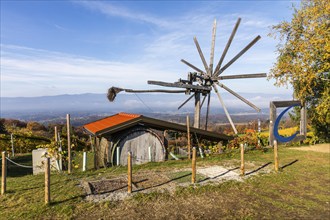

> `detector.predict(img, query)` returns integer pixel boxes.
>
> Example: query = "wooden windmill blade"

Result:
[208,19,217,76]
[216,73,267,80]
[212,84,238,134]
[193,37,209,73]
[214,18,241,75]
[214,35,261,76]
[180,59,206,75]
[107,86,186,102]
[216,82,261,112]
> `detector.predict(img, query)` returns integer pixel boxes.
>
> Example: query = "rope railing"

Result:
[5,157,33,169]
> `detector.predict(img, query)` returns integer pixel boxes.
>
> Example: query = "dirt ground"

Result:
[82,162,273,203]
[289,143,330,153]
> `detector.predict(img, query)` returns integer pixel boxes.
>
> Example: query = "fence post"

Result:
[127,152,132,193]
[191,147,196,184]
[45,157,50,204]
[274,140,279,172]
[1,152,7,195]
[187,115,191,160]
[66,114,72,174]
[82,151,87,172]
[240,143,245,176]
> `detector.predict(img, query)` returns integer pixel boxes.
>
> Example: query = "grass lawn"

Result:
[0,144,329,219]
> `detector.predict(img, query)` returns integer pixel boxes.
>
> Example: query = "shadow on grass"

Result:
[246,162,272,176]
[50,194,86,206]
[198,167,240,183]
[133,173,192,193]
[281,159,299,170]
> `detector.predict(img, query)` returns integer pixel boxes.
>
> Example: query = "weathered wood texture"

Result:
[269,102,276,147]
[66,114,72,174]
[187,115,191,160]
[127,152,132,193]
[45,157,50,204]
[116,129,165,165]
[1,151,6,195]
[240,144,245,176]
[192,147,197,183]
[148,80,211,91]
[194,92,201,128]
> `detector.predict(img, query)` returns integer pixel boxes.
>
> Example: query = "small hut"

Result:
[83,112,232,167]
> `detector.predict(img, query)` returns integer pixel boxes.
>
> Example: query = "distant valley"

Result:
[1,92,292,126]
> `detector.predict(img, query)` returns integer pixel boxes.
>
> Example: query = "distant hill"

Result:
[0,92,292,124]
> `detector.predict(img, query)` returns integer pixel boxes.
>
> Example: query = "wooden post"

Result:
[10,134,14,157]
[274,140,279,172]
[1,152,7,195]
[45,157,50,204]
[187,115,191,160]
[54,126,58,142]
[127,152,132,193]
[191,147,196,184]
[66,114,72,174]
[82,151,87,172]
[194,92,201,129]
[240,143,245,176]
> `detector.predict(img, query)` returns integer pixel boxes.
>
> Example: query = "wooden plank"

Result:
[215,35,261,76]
[147,80,211,91]
[214,18,241,75]
[124,88,186,93]
[216,73,267,80]
[272,100,301,108]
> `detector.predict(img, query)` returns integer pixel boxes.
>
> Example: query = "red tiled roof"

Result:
[84,112,141,134]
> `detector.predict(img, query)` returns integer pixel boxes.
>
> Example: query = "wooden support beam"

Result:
[269,102,276,147]
[148,80,211,91]
[187,115,191,160]
[178,94,194,110]
[194,92,201,129]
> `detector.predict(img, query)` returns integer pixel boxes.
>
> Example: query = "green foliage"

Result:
[269,0,330,142]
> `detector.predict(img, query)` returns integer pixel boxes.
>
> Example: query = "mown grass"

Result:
[0,144,329,219]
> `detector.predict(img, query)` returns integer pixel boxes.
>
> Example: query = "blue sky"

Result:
[1,0,299,98]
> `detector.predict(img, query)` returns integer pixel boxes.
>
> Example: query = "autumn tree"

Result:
[269,0,330,142]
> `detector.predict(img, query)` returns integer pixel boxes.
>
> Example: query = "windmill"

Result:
[107,18,266,134]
